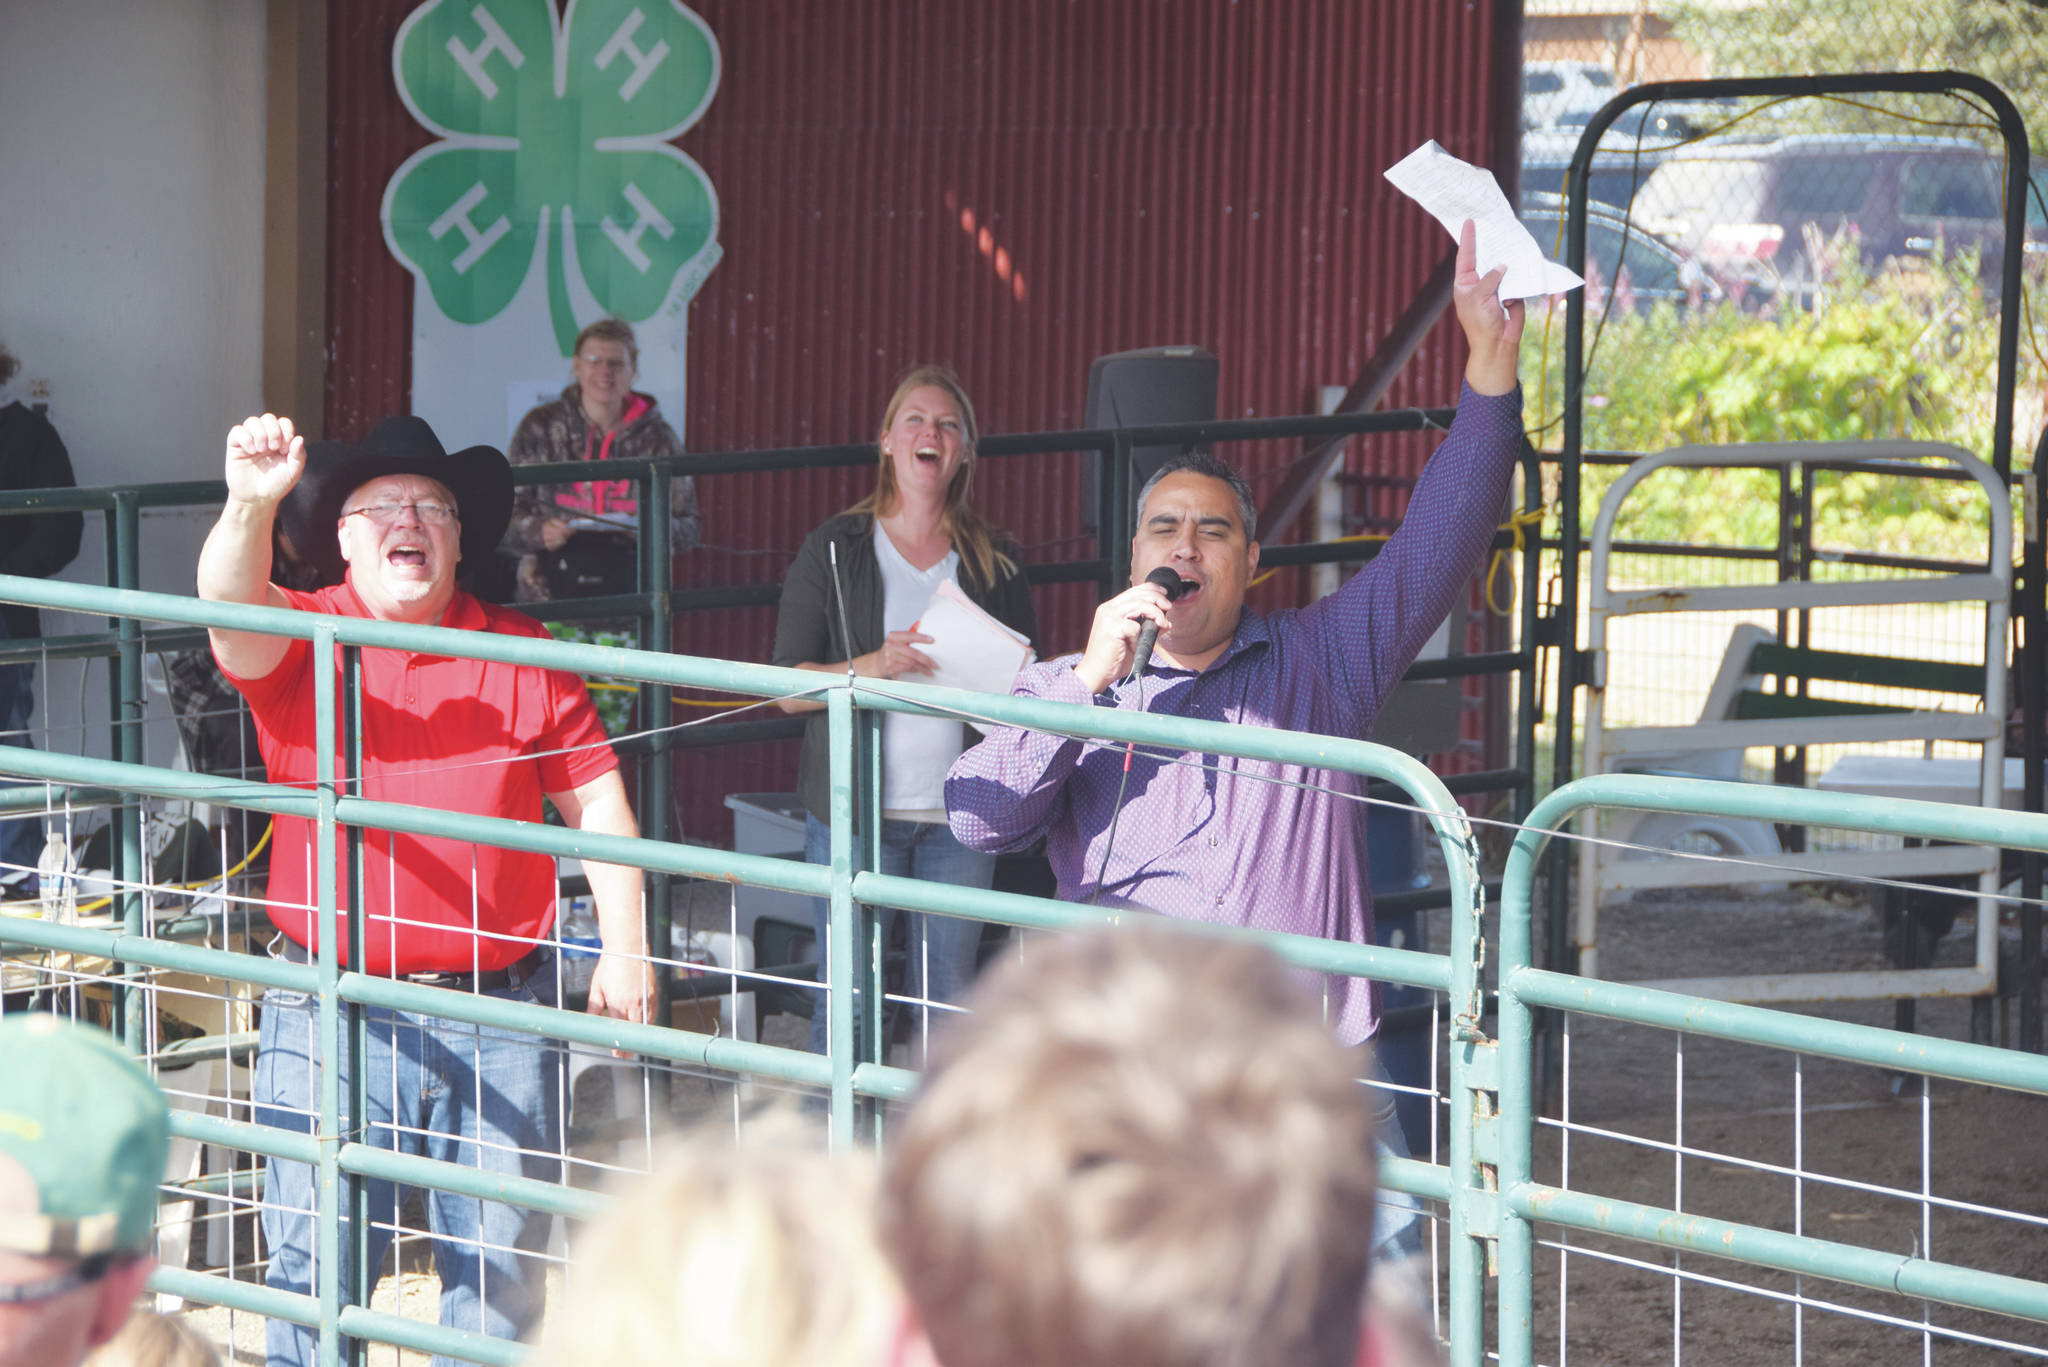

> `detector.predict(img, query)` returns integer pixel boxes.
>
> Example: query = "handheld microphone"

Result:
[1127,566,1192,682]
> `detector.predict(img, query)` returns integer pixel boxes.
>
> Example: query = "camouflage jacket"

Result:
[502,386,701,557]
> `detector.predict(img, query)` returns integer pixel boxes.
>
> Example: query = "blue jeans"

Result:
[1362,1048,1426,1264]
[803,814,994,1056]
[0,661,41,882]
[255,958,563,1367]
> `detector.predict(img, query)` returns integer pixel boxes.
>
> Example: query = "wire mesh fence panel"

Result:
[1535,1009,2048,1366]
[1498,773,2048,1366]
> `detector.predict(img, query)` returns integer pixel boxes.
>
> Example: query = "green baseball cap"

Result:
[0,1014,170,1259]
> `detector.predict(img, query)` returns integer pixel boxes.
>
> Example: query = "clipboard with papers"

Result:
[562,513,638,535]
[914,580,1035,727]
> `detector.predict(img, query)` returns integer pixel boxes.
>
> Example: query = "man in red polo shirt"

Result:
[198,411,647,1367]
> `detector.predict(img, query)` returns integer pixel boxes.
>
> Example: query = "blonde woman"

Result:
[772,365,1037,1056]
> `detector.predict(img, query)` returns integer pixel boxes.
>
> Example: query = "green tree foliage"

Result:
[1523,252,2023,563]
[1535,2,2048,566]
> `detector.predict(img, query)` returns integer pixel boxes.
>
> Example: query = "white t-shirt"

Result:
[874,524,965,817]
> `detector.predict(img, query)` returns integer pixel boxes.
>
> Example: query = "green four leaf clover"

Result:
[381,0,721,354]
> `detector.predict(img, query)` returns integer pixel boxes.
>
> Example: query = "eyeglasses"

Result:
[578,354,631,372]
[342,501,459,526]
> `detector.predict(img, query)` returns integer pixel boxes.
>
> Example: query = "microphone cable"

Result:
[1087,704,1147,906]
[1087,569,1190,904]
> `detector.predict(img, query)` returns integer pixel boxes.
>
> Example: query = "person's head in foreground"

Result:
[0,1015,170,1367]
[79,1311,220,1367]
[528,1118,900,1367]
[881,921,1382,1367]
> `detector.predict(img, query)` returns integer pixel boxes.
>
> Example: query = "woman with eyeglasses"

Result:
[500,318,700,606]
[772,365,1038,1056]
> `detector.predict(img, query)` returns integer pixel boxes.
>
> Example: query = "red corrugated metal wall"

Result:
[326,0,1513,844]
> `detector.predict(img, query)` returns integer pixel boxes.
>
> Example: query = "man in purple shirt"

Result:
[945,221,1526,1050]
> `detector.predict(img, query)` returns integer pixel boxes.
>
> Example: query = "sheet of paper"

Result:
[916,579,1034,706]
[1384,140,1583,301]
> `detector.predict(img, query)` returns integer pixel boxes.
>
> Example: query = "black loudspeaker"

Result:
[1082,345,1219,532]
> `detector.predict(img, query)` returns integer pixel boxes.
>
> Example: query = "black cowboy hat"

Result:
[280,415,512,588]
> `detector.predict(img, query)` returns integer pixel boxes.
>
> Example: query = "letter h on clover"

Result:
[381,0,723,355]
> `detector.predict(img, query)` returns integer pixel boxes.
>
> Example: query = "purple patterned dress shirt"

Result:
[945,384,1523,1043]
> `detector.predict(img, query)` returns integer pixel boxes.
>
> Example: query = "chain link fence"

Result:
[1521,0,2048,449]
[1516,8,2048,893]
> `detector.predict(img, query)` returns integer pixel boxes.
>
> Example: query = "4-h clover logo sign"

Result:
[381,0,722,357]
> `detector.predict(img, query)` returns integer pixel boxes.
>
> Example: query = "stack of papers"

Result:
[915,580,1035,700]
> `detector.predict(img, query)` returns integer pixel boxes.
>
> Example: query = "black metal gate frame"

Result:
[1545,71,2039,1053]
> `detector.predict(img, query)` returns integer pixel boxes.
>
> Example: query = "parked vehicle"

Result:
[1631,134,2011,289]
[1520,192,1724,312]
[1522,129,1676,217]
[1523,60,1616,129]
[1519,98,1747,213]
[1555,104,1696,147]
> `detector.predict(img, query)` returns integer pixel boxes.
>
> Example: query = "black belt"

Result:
[276,938,550,993]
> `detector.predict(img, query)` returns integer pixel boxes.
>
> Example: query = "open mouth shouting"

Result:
[385,538,433,574]
[373,532,444,599]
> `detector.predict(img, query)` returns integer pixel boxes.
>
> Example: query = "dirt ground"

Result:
[1461,877,2048,1365]
[174,875,2047,1366]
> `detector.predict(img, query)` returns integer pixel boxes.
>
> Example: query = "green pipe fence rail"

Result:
[3,601,2044,1359]
[0,576,1491,1367]
[0,406,1545,1244]
[0,394,1546,914]
[0,407,1549,1310]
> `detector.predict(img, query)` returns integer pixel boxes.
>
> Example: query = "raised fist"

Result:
[224,413,305,509]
